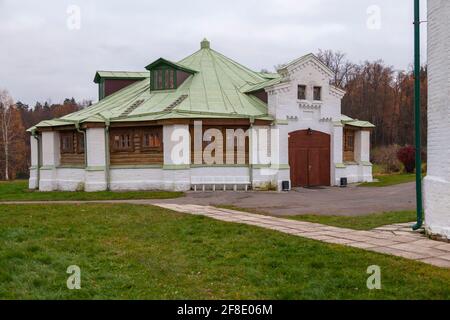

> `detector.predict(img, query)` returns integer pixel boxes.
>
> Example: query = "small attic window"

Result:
[146,57,197,91]
[152,68,176,90]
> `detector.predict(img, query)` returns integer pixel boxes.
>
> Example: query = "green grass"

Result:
[1,204,448,299]
[0,180,183,201]
[283,211,416,230]
[359,173,416,187]
[217,205,416,231]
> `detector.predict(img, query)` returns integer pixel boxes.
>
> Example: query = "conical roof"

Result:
[31,39,277,130]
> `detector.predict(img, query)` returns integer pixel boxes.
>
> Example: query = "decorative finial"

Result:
[201,38,210,49]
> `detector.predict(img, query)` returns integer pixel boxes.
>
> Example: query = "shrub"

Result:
[371,144,402,174]
[397,145,416,173]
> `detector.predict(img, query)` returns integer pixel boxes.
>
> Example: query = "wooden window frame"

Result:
[152,68,177,90]
[344,129,355,152]
[110,129,135,153]
[140,128,163,152]
[76,133,85,154]
[60,132,75,154]
[313,86,322,101]
[298,85,307,100]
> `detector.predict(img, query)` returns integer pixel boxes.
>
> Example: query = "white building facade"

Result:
[424,0,450,240]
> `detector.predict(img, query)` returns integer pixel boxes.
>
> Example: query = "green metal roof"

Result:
[341,114,375,128]
[32,39,276,130]
[93,71,149,84]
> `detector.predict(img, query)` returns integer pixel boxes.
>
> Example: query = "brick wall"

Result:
[424,0,450,239]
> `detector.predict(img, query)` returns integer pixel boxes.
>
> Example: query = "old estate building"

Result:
[28,39,374,192]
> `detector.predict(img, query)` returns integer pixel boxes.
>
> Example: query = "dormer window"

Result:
[313,86,322,101]
[153,68,176,90]
[146,58,198,92]
[298,85,306,100]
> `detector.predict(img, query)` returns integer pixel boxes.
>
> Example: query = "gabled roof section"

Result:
[145,58,198,74]
[93,71,149,84]
[278,53,334,78]
[341,114,375,128]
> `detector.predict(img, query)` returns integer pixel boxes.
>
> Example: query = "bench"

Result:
[191,176,251,192]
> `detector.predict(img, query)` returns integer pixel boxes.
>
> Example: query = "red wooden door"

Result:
[289,130,331,187]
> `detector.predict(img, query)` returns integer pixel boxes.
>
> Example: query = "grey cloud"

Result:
[0,0,427,105]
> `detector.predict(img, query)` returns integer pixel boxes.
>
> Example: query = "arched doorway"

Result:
[289,129,330,187]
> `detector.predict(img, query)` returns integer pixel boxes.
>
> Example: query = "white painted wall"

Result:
[39,131,60,191]
[424,0,450,239]
[85,128,107,192]
[29,135,39,189]
[265,55,372,187]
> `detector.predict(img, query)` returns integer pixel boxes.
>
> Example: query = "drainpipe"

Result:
[31,130,41,190]
[75,121,87,167]
[104,120,111,191]
[412,0,423,231]
[248,118,254,190]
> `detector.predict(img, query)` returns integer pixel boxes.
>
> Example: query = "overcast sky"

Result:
[0,0,428,106]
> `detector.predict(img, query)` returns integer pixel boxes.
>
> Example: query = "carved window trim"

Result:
[60,132,75,154]
[140,128,163,152]
[344,129,355,152]
[76,133,85,154]
[111,129,135,153]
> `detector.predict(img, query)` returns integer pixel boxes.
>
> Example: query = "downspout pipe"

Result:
[31,130,41,190]
[104,120,111,191]
[412,0,423,231]
[75,122,87,167]
[248,118,254,190]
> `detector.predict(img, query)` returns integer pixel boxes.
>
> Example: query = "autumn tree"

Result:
[0,89,26,180]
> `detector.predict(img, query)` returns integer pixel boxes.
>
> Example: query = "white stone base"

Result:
[334,163,373,186]
[30,163,372,192]
[424,176,450,240]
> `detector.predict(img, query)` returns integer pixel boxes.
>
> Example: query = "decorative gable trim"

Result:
[278,54,334,79]
[330,85,346,99]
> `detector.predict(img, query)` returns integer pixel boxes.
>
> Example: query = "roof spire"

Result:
[201,38,210,49]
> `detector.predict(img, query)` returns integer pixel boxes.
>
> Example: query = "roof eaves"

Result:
[279,53,334,77]
[94,71,149,83]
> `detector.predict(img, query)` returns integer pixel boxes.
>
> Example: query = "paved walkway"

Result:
[150,182,416,216]
[153,203,450,268]
[0,183,415,217]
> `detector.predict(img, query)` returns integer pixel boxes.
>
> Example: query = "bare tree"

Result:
[316,49,356,88]
[0,89,15,180]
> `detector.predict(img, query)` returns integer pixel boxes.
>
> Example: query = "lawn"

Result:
[0,204,449,299]
[217,205,416,231]
[359,173,416,187]
[0,180,183,201]
[281,211,417,230]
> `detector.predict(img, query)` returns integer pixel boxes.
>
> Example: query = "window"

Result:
[344,129,355,152]
[111,130,134,152]
[60,133,74,154]
[313,86,322,101]
[298,85,306,100]
[141,128,162,150]
[76,133,85,153]
[153,69,176,90]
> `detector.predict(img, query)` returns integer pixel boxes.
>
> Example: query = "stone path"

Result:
[153,203,450,268]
